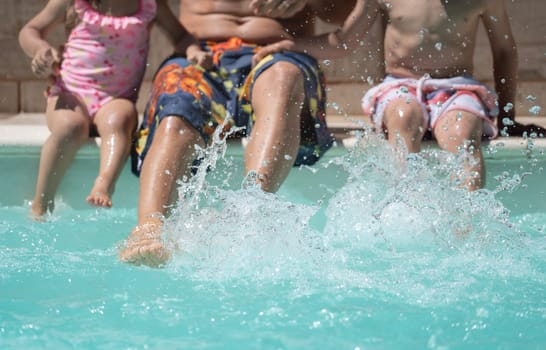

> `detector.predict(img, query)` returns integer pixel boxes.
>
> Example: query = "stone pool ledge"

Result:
[1,113,545,150]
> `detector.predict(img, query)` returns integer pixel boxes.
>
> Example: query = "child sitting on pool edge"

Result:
[19,0,212,218]
[253,0,544,191]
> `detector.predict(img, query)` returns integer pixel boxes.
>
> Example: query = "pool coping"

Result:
[1,113,545,150]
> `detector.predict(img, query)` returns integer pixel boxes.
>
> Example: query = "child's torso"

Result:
[60,0,157,94]
[379,0,486,78]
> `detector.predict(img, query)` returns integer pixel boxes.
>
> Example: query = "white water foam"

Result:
[161,127,544,305]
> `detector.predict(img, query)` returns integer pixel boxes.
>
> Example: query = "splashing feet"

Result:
[86,176,113,208]
[29,207,48,222]
[118,221,172,268]
[28,197,52,222]
[241,170,263,189]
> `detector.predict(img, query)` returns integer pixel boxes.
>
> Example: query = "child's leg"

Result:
[382,97,427,153]
[245,61,303,192]
[119,116,204,267]
[31,94,90,218]
[433,110,484,191]
[89,98,138,207]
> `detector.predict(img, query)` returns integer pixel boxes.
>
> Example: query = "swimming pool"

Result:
[0,139,545,349]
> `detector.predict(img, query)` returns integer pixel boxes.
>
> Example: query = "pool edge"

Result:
[1,113,545,150]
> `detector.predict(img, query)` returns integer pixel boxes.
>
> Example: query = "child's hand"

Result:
[31,46,61,78]
[186,45,213,70]
[252,39,295,66]
[250,0,307,18]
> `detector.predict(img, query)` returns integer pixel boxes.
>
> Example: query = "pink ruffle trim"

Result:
[74,0,156,29]
[361,76,499,117]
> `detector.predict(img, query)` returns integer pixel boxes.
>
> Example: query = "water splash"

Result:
[167,185,322,283]
[314,133,538,305]
[155,124,542,306]
[324,133,519,248]
[163,121,324,283]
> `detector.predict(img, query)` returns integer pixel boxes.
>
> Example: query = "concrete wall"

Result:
[1,0,545,117]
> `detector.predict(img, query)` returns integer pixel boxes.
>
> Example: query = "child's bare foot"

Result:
[454,224,473,240]
[119,222,171,267]
[29,199,51,222]
[86,176,113,208]
[29,208,47,222]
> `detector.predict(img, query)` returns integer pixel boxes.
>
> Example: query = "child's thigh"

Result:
[93,98,138,134]
[430,92,490,141]
[433,109,484,144]
[381,93,427,128]
[45,94,90,136]
[374,89,427,128]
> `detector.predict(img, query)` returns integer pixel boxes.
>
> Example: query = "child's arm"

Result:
[252,0,379,64]
[249,0,356,24]
[249,0,307,18]
[154,0,213,69]
[18,0,67,78]
[482,0,517,129]
[483,0,543,135]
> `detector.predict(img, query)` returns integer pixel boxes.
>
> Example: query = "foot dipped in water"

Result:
[119,221,172,268]
[86,176,113,208]
[28,197,53,222]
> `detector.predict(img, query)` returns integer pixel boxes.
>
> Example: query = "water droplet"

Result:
[502,118,514,126]
[434,42,443,51]
[529,105,541,115]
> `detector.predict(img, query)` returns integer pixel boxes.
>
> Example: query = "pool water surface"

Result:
[0,141,545,349]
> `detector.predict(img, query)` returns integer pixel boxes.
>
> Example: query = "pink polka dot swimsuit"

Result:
[48,0,156,117]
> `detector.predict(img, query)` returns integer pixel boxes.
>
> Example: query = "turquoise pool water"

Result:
[0,139,545,349]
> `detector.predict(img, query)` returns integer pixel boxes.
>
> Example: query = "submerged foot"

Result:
[454,223,473,240]
[29,199,52,222]
[119,222,171,268]
[29,209,48,222]
[241,170,267,190]
[86,176,113,208]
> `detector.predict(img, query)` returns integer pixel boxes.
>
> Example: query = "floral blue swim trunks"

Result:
[132,37,333,176]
